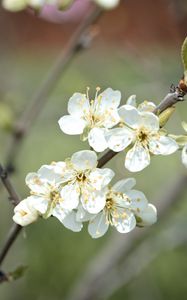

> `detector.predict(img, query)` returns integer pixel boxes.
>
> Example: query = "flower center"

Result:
[136,127,150,145]
[50,190,60,203]
[105,198,114,210]
[76,172,87,182]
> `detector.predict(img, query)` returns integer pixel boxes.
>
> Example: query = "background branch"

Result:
[5,5,103,172]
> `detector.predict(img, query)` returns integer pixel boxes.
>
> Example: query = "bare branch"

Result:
[5,5,103,172]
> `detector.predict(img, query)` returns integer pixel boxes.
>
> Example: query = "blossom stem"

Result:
[5,5,103,173]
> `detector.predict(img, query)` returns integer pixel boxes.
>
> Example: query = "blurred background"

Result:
[0,0,187,299]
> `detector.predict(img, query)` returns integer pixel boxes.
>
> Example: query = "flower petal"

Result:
[61,211,83,232]
[60,183,80,210]
[25,172,48,194]
[138,101,156,112]
[30,195,49,215]
[88,212,109,238]
[37,165,62,184]
[125,143,150,172]
[125,190,148,211]
[81,189,106,214]
[136,204,157,226]
[97,88,121,111]
[126,95,137,107]
[58,115,86,135]
[52,204,68,222]
[88,168,114,190]
[71,150,97,171]
[76,205,93,222]
[118,105,142,129]
[149,135,179,155]
[112,178,136,193]
[88,128,108,152]
[114,209,136,233]
[106,127,134,152]
[68,92,90,117]
[13,197,39,226]
[182,144,187,167]
[139,111,159,131]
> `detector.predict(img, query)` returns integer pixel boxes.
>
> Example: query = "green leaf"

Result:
[8,265,28,281]
[181,36,187,84]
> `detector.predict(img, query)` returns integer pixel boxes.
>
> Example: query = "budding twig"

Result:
[5,5,103,172]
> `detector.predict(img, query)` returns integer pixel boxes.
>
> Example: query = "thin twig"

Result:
[66,174,187,300]
[0,164,22,267]
[5,5,103,172]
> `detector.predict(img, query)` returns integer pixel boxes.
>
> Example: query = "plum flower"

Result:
[106,105,179,172]
[13,164,82,231]
[94,0,120,9]
[13,197,39,226]
[88,178,157,238]
[126,94,156,112]
[52,150,114,214]
[58,88,121,152]
[180,121,187,168]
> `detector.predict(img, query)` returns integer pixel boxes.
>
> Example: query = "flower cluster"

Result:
[3,0,120,12]
[13,87,183,238]
[13,150,157,238]
[59,88,179,172]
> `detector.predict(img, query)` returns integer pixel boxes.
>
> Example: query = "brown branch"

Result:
[66,174,187,300]
[0,164,22,267]
[5,5,103,172]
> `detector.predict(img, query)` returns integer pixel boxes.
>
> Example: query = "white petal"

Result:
[60,183,80,210]
[88,212,109,238]
[13,197,39,226]
[52,162,75,183]
[38,165,62,184]
[81,189,106,214]
[71,150,97,171]
[149,135,179,155]
[94,0,120,9]
[125,143,150,172]
[139,112,159,131]
[25,173,48,194]
[138,101,156,112]
[52,204,68,222]
[97,88,121,111]
[106,127,134,152]
[118,105,142,129]
[114,209,136,233]
[182,144,187,167]
[126,95,137,107]
[112,178,136,193]
[102,109,120,128]
[76,205,93,222]
[67,92,90,117]
[30,195,49,215]
[136,204,157,226]
[61,211,83,232]
[125,190,148,211]
[88,128,108,152]
[88,168,114,190]
[58,115,86,135]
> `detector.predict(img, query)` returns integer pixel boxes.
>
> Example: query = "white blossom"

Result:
[88,178,157,238]
[58,88,121,152]
[52,150,115,214]
[93,0,120,9]
[106,105,179,172]
[13,197,39,226]
[181,121,187,168]
[126,94,156,112]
